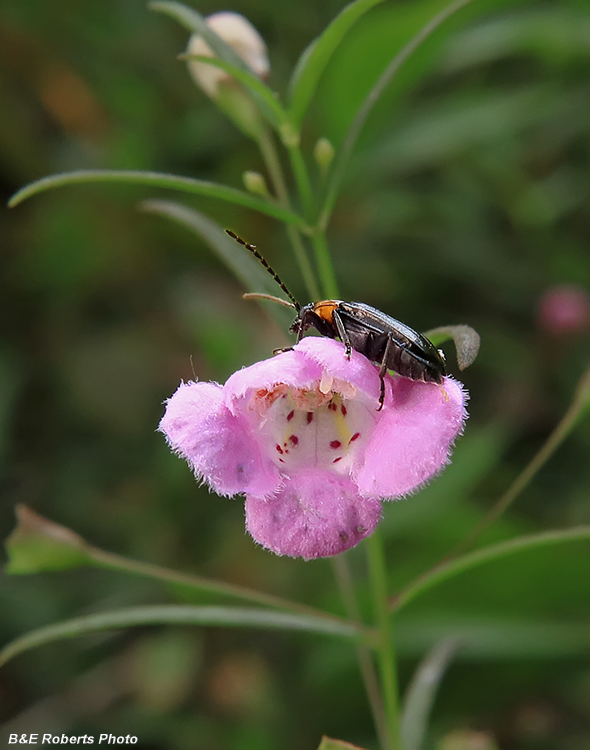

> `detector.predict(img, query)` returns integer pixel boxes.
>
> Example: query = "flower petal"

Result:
[224,348,322,409]
[245,469,381,559]
[355,376,468,498]
[295,337,384,405]
[159,381,281,498]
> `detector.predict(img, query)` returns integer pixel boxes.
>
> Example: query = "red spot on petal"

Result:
[332,457,342,463]
[306,412,313,423]
[276,444,284,454]
[289,435,299,445]
[341,404,347,416]
[330,440,341,449]
[286,410,295,421]
[350,432,360,442]
[328,402,337,411]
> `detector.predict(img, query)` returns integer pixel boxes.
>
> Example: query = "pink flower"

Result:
[537,284,590,336]
[159,338,467,559]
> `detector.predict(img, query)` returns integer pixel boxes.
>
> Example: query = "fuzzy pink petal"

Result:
[245,469,381,559]
[159,381,281,498]
[224,348,322,409]
[355,376,467,498]
[295,337,384,404]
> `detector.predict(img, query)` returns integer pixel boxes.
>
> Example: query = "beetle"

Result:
[226,231,446,409]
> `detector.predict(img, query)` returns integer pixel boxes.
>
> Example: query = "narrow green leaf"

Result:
[0,605,358,667]
[288,0,386,126]
[138,200,294,329]
[392,525,590,612]
[423,324,480,370]
[8,170,305,226]
[181,54,289,130]
[452,363,590,554]
[150,1,253,72]
[5,505,91,574]
[397,617,590,660]
[318,0,475,231]
[401,638,461,750]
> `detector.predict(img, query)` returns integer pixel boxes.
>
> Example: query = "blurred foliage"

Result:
[1,0,590,748]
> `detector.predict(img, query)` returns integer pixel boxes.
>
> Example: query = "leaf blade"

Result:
[317,0,475,231]
[8,170,306,227]
[0,604,359,667]
[392,526,590,613]
[139,200,295,329]
[288,0,386,126]
[401,638,461,750]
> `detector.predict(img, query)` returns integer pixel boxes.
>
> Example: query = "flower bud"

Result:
[243,170,270,198]
[186,12,269,98]
[314,137,335,173]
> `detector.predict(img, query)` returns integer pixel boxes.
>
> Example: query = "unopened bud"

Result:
[186,12,269,98]
[314,137,334,174]
[243,171,270,198]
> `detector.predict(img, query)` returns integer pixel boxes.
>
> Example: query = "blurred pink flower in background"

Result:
[160,338,467,559]
[537,284,590,336]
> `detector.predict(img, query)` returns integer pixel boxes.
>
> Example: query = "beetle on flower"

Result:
[159,337,467,560]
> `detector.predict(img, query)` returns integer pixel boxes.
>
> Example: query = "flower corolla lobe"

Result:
[160,338,467,559]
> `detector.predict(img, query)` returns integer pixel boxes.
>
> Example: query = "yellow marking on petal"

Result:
[330,395,352,448]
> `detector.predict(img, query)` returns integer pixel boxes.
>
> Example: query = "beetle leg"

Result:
[273,347,293,355]
[332,310,353,359]
[376,335,395,411]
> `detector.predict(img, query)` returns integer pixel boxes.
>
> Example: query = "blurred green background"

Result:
[1,0,590,748]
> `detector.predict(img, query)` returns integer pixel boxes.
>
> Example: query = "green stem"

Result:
[86,544,345,624]
[331,555,389,750]
[256,128,320,301]
[311,230,340,299]
[366,530,402,750]
[286,143,315,220]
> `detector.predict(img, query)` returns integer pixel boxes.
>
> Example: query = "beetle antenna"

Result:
[226,230,301,311]
[242,292,297,309]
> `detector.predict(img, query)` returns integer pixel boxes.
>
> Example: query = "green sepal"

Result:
[423,324,480,371]
[5,505,91,574]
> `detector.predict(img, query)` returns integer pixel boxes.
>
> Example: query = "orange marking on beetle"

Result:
[312,300,339,323]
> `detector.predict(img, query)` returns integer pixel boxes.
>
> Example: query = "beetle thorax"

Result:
[312,300,340,323]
